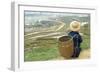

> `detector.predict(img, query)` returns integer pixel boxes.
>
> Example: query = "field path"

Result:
[52,49,90,60]
[78,49,90,59]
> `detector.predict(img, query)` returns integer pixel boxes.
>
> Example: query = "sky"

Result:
[24,11,90,17]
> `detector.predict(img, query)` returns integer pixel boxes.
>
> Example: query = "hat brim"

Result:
[70,25,80,31]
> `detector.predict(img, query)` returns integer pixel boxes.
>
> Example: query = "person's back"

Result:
[68,21,83,58]
[68,31,82,57]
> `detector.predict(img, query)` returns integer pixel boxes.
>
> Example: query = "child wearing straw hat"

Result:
[68,21,83,58]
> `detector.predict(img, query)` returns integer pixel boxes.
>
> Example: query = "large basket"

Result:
[58,36,74,59]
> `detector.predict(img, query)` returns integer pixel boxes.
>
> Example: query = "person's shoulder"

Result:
[68,31,73,36]
[69,31,73,33]
[68,31,73,35]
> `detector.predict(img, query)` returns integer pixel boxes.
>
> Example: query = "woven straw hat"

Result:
[70,21,81,31]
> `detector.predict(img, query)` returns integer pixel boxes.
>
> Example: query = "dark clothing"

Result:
[68,31,83,58]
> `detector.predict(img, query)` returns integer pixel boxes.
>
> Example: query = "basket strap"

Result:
[72,34,79,49]
[72,34,77,39]
[76,35,79,48]
[67,34,78,46]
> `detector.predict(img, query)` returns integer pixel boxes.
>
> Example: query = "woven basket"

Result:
[58,36,74,59]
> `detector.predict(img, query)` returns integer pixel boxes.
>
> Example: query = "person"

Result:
[68,21,83,58]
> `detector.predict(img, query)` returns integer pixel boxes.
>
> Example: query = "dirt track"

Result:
[52,49,90,60]
[78,49,90,59]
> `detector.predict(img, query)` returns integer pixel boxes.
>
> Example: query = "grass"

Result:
[24,37,60,61]
[24,28,90,61]
[81,34,90,50]
[24,47,59,61]
[24,35,90,61]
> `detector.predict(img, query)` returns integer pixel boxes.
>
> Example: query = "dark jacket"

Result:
[68,31,83,57]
